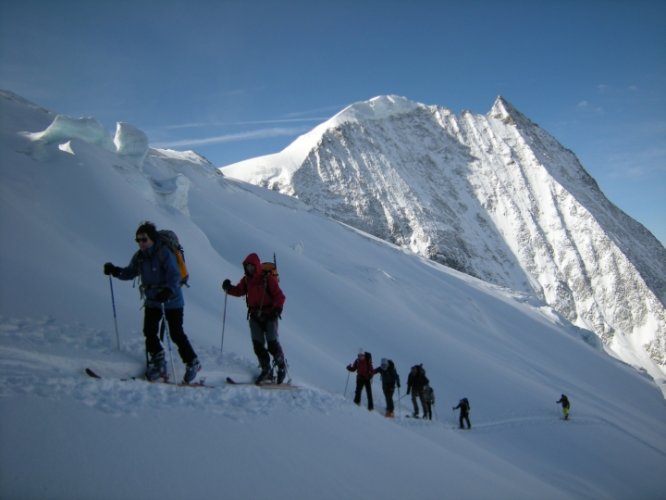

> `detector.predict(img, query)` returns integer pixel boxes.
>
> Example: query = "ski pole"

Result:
[108,276,121,351]
[220,292,228,354]
[344,371,350,398]
[161,303,177,382]
[397,386,401,419]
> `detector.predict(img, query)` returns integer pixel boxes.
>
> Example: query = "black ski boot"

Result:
[183,357,201,384]
[275,357,288,384]
[255,365,273,385]
[146,350,167,382]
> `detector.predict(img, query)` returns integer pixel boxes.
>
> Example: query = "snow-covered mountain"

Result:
[222,95,666,389]
[1,90,665,499]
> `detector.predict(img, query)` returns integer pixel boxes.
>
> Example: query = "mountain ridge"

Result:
[221,95,666,387]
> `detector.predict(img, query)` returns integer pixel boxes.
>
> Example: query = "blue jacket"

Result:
[117,240,184,309]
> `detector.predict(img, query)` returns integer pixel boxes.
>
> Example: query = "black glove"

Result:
[103,262,120,277]
[273,307,283,319]
[155,288,173,303]
[222,279,231,291]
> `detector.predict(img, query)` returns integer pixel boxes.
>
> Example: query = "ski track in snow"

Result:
[0,315,352,420]
[4,312,657,454]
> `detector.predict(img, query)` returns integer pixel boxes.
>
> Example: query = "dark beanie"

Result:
[136,221,159,242]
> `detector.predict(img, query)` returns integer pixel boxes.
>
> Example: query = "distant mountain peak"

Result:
[328,95,423,128]
[222,95,666,384]
[489,95,530,126]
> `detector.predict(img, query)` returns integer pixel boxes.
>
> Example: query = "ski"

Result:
[85,367,213,388]
[85,367,138,381]
[85,367,102,378]
[225,376,298,390]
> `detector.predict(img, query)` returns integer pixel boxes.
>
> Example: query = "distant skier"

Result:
[103,221,201,383]
[453,397,471,429]
[557,394,570,420]
[222,253,287,384]
[406,364,429,418]
[373,358,400,417]
[422,384,435,420]
[347,350,374,411]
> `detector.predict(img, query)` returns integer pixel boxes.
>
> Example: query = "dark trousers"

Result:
[411,390,426,416]
[383,386,395,413]
[354,377,374,410]
[248,316,284,369]
[143,307,196,364]
[424,402,432,420]
[459,412,471,429]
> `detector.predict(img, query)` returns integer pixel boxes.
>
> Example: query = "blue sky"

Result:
[1,0,664,245]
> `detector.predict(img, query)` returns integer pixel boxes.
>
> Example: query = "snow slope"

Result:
[221,95,666,394]
[1,90,665,500]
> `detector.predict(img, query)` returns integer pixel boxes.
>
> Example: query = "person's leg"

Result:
[143,307,163,355]
[385,387,394,413]
[365,379,374,410]
[354,378,363,405]
[249,317,271,370]
[411,393,419,416]
[419,391,427,417]
[265,320,287,382]
[143,307,166,380]
[164,308,196,363]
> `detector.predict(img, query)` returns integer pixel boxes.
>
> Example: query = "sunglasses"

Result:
[135,237,149,243]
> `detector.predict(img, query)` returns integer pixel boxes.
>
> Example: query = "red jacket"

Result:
[347,356,374,380]
[227,253,285,318]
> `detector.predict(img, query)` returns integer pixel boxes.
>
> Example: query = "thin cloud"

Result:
[575,99,604,114]
[284,104,346,119]
[158,116,326,131]
[152,126,309,148]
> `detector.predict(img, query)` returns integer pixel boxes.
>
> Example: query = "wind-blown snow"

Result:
[1,89,665,500]
[222,95,666,395]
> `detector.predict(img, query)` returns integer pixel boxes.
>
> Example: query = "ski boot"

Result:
[276,365,287,384]
[255,365,273,385]
[183,357,201,384]
[275,358,288,384]
[146,350,167,382]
